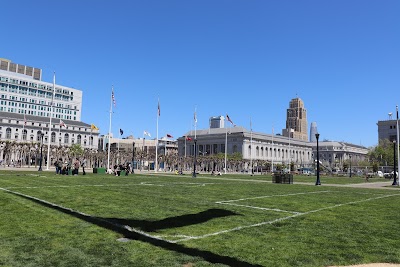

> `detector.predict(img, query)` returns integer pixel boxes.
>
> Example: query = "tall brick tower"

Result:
[282,97,308,141]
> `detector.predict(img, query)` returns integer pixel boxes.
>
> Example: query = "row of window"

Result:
[0,122,90,132]
[0,76,73,96]
[1,94,75,109]
[1,128,95,146]
[0,101,77,115]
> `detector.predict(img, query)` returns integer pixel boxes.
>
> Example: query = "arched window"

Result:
[261,147,264,157]
[64,133,69,144]
[256,146,259,157]
[6,128,11,139]
[77,135,82,145]
[248,145,251,157]
[51,132,56,143]
[89,136,93,146]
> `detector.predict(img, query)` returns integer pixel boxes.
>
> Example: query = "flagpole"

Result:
[155,98,159,173]
[59,119,61,146]
[397,105,399,187]
[271,126,274,173]
[250,117,253,175]
[22,114,25,141]
[46,72,56,170]
[90,126,92,149]
[225,115,228,175]
[142,132,145,171]
[107,86,113,171]
[192,107,197,178]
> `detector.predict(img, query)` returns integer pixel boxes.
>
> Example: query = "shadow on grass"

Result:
[106,208,240,232]
[9,191,262,267]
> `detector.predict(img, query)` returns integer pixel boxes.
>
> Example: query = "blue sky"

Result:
[2,0,399,147]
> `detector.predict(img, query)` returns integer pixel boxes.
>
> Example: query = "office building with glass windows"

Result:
[0,59,99,164]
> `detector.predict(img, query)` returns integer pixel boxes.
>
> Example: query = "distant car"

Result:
[377,171,384,178]
[302,169,314,176]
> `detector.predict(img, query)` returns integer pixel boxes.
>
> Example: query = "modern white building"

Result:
[0,59,83,121]
[0,59,99,152]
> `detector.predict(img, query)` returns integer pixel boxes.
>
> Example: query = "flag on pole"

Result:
[144,131,151,137]
[112,89,116,107]
[60,119,66,128]
[226,114,236,126]
[167,134,173,138]
[157,100,160,116]
[91,124,99,130]
[120,129,124,135]
[186,136,192,141]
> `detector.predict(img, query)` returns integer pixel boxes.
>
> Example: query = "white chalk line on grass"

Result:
[4,181,218,189]
[0,186,176,244]
[172,192,400,243]
[218,202,302,214]
[216,190,332,204]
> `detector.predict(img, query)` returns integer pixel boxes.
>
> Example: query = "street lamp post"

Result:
[392,140,397,186]
[38,133,44,171]
[192,139,197,178]
[349,155,352,178]
[132,141,135,174]
[315,133,321,185]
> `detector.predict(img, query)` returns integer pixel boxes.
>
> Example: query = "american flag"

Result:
[226,114,236,126]
[60,119,66,128]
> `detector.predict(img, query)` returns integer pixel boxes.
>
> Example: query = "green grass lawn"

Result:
[0,170,399,267]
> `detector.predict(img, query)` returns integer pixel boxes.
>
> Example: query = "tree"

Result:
[69,144,84,158]
[368,139,397,167]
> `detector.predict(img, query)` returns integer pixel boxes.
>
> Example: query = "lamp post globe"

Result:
[315,133,321,185]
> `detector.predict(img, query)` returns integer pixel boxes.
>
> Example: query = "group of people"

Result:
[108,162,132,176]
[54,157,87,175]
